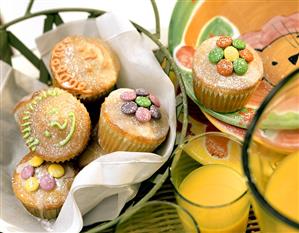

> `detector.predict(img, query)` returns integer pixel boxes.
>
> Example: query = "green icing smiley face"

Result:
[46,107,76,146]
[20,88,76,151]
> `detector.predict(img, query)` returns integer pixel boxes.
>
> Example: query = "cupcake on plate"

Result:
[98,88,169,152]
[50,36,120,101]
[14,87,91,162]
[12,152,76,219]
[193,36,263,113]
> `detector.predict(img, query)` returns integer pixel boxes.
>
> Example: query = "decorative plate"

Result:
[168,0,299,129]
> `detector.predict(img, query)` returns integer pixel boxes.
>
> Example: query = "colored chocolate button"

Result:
[120,91,137,101]
[40,175,56,191]
[150,105,161,119]
[21,165,34,179]
[149,94,160,107]
[135,88,149,96]
[135,107,151,122]
[25,177,39,192]
[121,102,138,114]
[136,96,152,108]
[48,164,65,178]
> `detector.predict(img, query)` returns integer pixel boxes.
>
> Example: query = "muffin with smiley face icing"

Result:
[12,152,76,219]
[14,87,91,162]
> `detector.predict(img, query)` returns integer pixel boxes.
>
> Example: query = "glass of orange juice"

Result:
[171,132,250,233]
[242,69,299,232]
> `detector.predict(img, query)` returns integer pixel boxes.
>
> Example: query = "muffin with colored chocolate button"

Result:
[12,152,76,219]
[98,88,169,152]
[50,36,120,101]
[14,87,91,162]
[193,36,263,113]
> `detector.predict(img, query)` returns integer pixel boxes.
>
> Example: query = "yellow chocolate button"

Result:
[224,46,239,62]
[48,164,65,178]
[28,156,44,167]
[25,177,39,192]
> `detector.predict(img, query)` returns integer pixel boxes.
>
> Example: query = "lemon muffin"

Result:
[12,152,76,219]
[193,36,263,113]
[14,87,91,162]
[50,36,120,101]
[98,88,169,152]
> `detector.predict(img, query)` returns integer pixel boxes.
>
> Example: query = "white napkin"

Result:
[0,12,176,233]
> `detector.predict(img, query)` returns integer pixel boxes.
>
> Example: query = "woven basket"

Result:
[0,0,188,232]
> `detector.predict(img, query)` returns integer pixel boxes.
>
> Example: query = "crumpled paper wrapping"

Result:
[0,13,176,233]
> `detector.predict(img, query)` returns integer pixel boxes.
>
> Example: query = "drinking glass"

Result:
[171,132,250,233]
[242,69,299,232]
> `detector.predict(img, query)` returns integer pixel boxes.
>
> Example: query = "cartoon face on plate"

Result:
[241,13,299,85]
[259,33,299,85]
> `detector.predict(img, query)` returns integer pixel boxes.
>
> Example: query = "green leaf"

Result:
[8,31,40,68]
[39,61,51,85]
[0,29,12,65]
[54,14,64,26]
[180,68,251,129]
[198,16,234,45]
[43,14,55,33]
[168,1,198,54]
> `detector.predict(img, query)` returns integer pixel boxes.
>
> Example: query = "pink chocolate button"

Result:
[21,165,35,179]
[135,107,151,122]
[40,175,56,191]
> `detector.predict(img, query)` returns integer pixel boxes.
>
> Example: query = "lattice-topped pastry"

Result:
[50,36,120,101]
[12,152,76,219]
[14,88,91,162]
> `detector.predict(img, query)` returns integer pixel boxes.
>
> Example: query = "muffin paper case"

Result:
[0,13,176,233]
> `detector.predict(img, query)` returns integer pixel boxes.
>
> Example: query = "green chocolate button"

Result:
[135,96,152,108]
[208,47,224,64]
[232,39,246,50]
[233,58,248,75]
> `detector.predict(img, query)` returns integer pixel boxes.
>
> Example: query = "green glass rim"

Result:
[170,132,249,209]
[242,68,299,229]
[117,200,200,233]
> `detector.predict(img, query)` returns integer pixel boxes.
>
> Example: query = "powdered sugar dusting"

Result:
[193,37,263,90]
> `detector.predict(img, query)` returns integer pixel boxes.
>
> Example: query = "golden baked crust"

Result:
[98,88,169,152]
[193,36,263,112]
[50,36,120,100]
[12,152,76,219]
[14,88,91,162]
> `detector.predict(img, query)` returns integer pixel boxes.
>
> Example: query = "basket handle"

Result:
[24,0,161,39]
[150,0,161,39]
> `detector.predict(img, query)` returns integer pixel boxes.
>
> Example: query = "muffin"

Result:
[78,126,106,168]
[12,152,76,219]
[193,36,263,113]
[78,139,106,168]
[98,88,169,152]
[14,87,91,162]
[50,35,120,101]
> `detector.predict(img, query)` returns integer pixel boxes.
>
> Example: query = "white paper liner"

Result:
[0,12,176,233]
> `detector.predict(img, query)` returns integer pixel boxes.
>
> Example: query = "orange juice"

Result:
[265,151,299,225]
[178,165,249,233]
